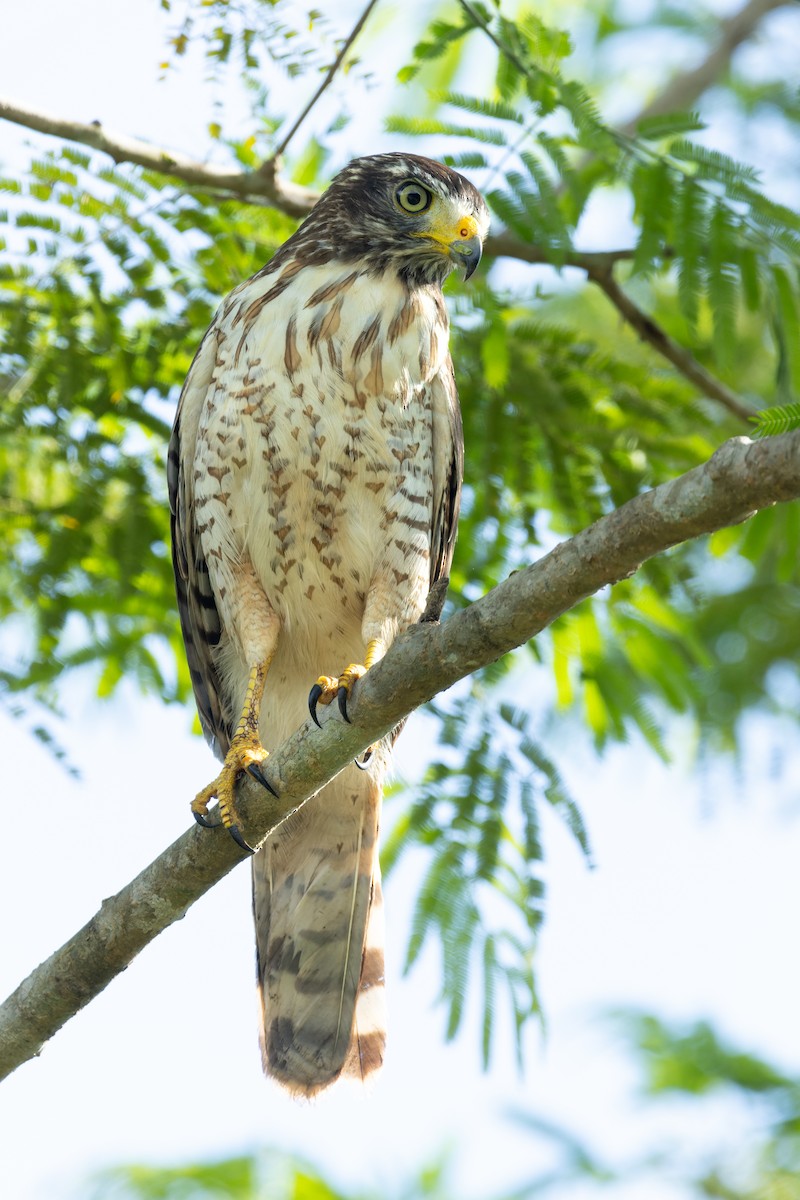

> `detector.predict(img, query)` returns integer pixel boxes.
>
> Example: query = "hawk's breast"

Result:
[194,265,452,644]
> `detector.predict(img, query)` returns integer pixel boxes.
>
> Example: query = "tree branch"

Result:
[0,96,318,218]
[587,264,755,422]
[619,0,795,137]
[2,429,799,1082]
[484,236,753,423]
[485,233,635,271]
[452,0,772,423]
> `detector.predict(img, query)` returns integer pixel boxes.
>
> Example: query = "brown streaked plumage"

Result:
[168,152,489,1096]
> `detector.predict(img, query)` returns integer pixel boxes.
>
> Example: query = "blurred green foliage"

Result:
[1,0,799,1067]
[90,1012,800,1199]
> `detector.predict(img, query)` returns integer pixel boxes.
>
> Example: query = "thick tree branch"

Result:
[2,430,800,1082]
[587,265,755,422]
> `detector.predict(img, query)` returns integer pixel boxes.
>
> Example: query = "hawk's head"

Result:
[283,153,490,287]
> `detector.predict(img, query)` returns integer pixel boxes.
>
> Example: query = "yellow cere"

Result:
[414,210,480,254]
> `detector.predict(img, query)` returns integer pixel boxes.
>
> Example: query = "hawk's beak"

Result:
[449,233,483,280]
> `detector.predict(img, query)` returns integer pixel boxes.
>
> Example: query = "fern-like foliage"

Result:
[0,146,297,715]
[751,401,800,438]
[383,698,589,1067]
[391,2,800,385]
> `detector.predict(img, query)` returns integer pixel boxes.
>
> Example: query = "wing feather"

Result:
[430,352,464,587]
[168,326,234,759]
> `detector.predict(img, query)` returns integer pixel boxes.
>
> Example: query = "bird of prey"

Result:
[168,152,489,1096]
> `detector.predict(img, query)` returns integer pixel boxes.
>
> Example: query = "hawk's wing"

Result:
[429,352,464,589]
[167,325,233,759]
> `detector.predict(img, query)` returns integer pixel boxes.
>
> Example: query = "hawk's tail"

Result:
[251,759,386,1097]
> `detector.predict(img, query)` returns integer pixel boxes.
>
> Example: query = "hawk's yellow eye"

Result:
[396,181,432,214]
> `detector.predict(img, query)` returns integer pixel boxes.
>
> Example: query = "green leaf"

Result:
[707,201,739,366]
[437,91,525,123]
[385,116,507,145]
[637,111,705,140]
[631,159,673,274]
[771,263,800,395]
[751,401,800,437]
[669,139,761,187]
[675,179,706,328]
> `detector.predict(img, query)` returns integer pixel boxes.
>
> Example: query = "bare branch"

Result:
[587,264,755,423]
[620,0,795,136]
[485,233,635,271]
[272,0,381,160]
[2,428,799,1082]
[0,96,318,218]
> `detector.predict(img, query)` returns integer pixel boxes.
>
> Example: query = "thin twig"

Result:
[2,428,799,1081]
[456,0,530,75]
[587,265,754,423]
[272,0,381,160]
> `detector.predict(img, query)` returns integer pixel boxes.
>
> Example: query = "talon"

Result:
[338,684,352,723]
[246,761,279,797]
[308,675,339,725]
[308,683,324,727]
[310,644,381,728]
[355,745,374,770]
[228,823,255,854]
[192,809,218,829]
[192,722,269,836]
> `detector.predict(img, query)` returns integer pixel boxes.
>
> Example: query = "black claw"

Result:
[354,747,373,771]
[337,685,352,723]
[193,810,218,829]
[308,684,323,727]
[228,823,255,854]
[246,761,279,798]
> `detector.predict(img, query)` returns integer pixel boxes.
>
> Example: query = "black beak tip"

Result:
[463,255,480,281]
[455,236,483,281]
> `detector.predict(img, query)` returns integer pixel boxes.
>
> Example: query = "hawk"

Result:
[168,153,489,1096]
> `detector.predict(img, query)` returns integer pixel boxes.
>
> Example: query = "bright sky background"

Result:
[1,2,800,1198]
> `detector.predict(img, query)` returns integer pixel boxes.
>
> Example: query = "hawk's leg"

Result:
[308,636,386,727]
[192,563,281,851]
[192,657,278,850]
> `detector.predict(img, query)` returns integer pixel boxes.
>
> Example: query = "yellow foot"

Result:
[307,665,377,767]
[308,663,367,726]
[191,732,277,853]
[308,637,385,729]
